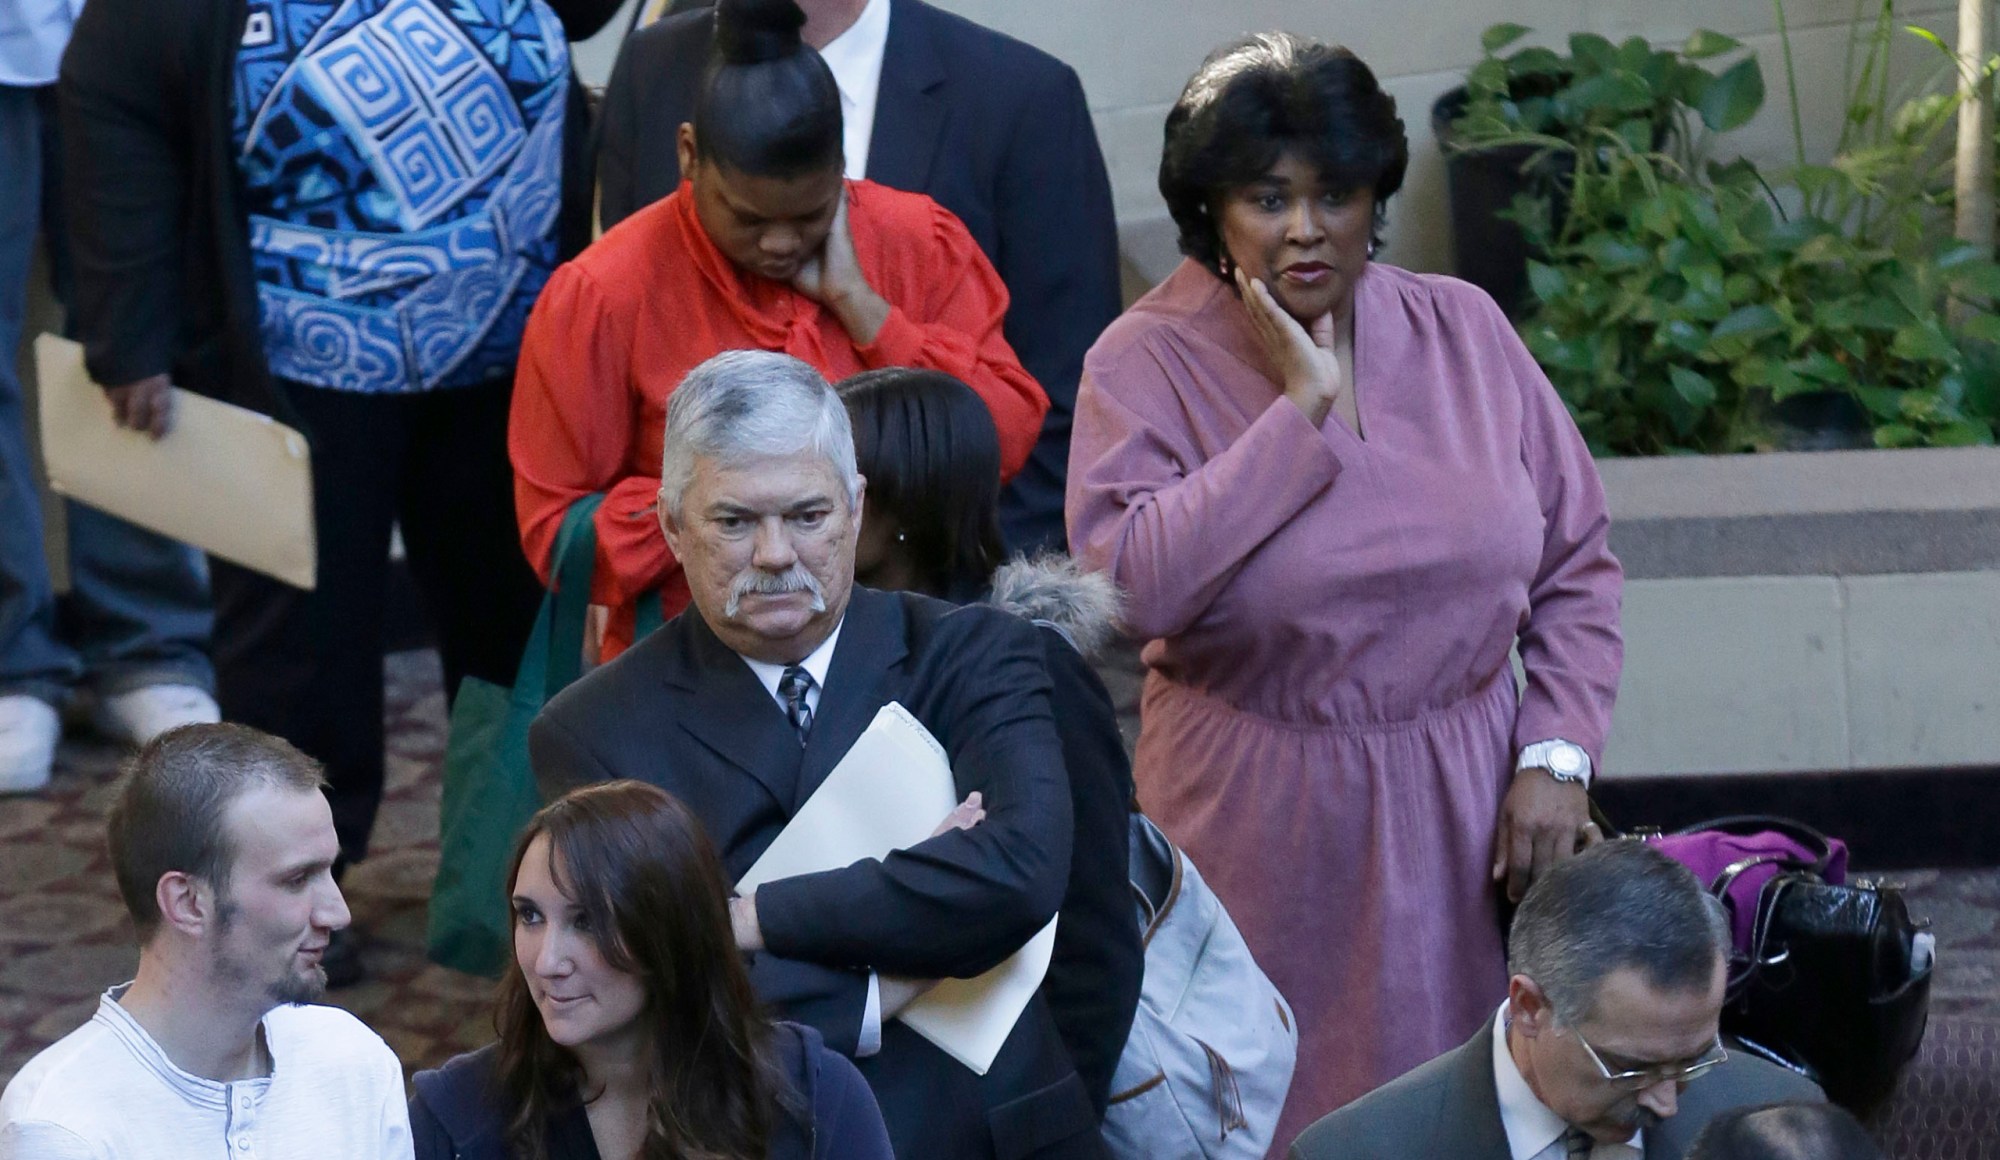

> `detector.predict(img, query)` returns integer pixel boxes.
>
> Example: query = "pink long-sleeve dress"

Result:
[1066,259,1623,1150]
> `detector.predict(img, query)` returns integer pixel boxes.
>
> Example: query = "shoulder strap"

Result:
[541,495,606,698]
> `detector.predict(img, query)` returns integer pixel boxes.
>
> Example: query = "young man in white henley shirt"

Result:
[0,724,412,1159]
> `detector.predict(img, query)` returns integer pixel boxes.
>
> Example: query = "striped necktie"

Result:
[1563,1128,1594,1159]
[778,665,815,743]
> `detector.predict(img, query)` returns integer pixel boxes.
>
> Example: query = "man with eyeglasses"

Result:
[1288,840,1822,1160]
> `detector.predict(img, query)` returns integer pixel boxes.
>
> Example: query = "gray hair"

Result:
[1687,1103,1885,1160]
[1507,840,1731,1023]
[658,350,861,521]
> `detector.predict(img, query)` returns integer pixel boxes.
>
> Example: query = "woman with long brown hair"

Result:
[410,780,892,1159]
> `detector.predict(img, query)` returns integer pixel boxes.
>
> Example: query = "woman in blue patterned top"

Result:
[60,0,623,984]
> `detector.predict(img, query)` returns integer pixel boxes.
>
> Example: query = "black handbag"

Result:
[1621,814,1934,1115]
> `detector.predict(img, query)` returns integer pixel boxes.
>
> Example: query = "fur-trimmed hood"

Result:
[986,554,1123,659]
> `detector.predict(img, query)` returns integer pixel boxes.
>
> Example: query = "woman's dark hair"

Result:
[495,781,796,1160]
[1159,34,1408,273]
[693,0,843,177]
[837,368,1005,602]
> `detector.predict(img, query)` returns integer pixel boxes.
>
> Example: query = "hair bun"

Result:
[714,0,807,65]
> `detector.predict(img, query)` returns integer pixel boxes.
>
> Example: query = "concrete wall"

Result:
[1597,448,2000,778]
[568,2,1965,279]
[917,0,1961,280]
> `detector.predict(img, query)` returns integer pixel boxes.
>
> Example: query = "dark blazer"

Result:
[594,0,1122,552]
[57,0,620,422]
[529,586,1107,1160]
[409,1021,893,1160]
[1287,1021,1826,1160]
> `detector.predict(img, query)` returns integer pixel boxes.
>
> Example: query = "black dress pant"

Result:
[210,378,541,865]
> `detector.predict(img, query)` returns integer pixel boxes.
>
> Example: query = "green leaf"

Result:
[1565,70,1653,114]
[1582,235,1651,269]
[1669,366,1718,408]
[1659,318,1709,354]
[1711,304,1786,342]
[1696,57,1765,131]
[1527,261,1569,304]
[1874,423,1925,448]
[1683,29,1743,59]
[1946,263,2000,299]
[1853,384,1906,419]
[1892,324,1957,362]
[1963,313,2000,345]
[1509,47,1568,77]
[1568,32,1618,72]
[1483,22,1532,53]
[1788,352,1852,386]
[1932,420,1996,446]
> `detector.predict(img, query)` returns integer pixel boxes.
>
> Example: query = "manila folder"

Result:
[34,334,316,590]
[736,701,1056,1075]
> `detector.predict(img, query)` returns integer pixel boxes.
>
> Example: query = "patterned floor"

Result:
[4,650,1998,1103]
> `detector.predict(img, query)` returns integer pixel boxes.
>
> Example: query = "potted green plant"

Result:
[1434,23,1763,316]
[1510,8,2000,454]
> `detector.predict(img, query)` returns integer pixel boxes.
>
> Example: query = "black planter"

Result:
[1432,86,1573,319]
[1765,390,1874,451]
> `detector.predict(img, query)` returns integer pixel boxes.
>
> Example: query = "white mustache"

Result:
[724,565,827,618]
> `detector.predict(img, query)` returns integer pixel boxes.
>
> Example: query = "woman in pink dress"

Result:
[1065,35,1623,1152]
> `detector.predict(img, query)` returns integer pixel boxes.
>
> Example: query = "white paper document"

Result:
[738,702,1057,1075]
[34,334,317,589]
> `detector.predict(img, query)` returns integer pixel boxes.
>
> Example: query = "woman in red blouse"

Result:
[510,0,1047,657]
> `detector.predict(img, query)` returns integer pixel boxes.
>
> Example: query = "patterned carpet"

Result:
[3,649,1998,1147]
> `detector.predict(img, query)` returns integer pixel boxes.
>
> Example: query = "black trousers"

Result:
[210,378,541,865]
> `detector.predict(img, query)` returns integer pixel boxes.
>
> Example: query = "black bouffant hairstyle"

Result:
[693,0,845,177]
[1160,34,1408,274]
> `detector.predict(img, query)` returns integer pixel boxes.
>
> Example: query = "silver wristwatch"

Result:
[1518,739,1592,787]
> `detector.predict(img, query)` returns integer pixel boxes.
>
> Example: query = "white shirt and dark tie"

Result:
[635,0,890,182]
[738,621,895,1055]
[1491,1005,1645,1160]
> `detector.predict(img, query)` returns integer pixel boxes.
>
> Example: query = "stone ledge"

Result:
[1599,446,2000,578]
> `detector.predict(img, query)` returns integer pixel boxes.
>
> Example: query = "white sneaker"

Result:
[91,684,221,746]
[0,695,60,793]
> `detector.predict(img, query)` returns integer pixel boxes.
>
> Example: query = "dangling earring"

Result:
[895,530,907,543]
[1218,253,1234,279]
[1366,239,1379,260]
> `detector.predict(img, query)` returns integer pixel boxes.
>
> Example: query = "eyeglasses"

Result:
[1567,1026,1729,1091]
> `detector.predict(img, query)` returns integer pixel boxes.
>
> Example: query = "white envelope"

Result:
[738,701,1057,1075]
[34,334,317,590]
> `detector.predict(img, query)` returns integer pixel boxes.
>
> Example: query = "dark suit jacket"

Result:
[1287,1022,1825,1160]
[529,586,1106,1160]
[594,0,1122,552]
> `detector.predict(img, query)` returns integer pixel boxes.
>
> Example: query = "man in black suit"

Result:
[1289,841,1823,1160]
[594,0,1121,555]
[530,349,1107,1159]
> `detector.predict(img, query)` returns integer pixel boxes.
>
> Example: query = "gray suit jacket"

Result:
[1287,1022,1823,1160]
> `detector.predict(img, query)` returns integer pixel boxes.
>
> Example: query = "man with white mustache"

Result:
[529,349,1105,1160]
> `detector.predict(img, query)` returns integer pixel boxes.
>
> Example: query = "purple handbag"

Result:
[1645,816,1849,955]
[1636,814,1928,1113]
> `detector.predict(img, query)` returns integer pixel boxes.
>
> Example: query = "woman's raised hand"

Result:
[1235,265,1343,427]
[793,189,891,345]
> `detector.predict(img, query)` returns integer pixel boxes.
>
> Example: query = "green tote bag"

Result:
[426,496,604,976]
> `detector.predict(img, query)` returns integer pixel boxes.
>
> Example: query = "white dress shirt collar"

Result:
[738,618,845,712]
[816,0,891,180]
[1492,1003,1645,1160]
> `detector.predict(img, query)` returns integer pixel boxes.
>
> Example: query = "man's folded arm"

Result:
[754,614,1074,979]
[746,955,873,1057]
